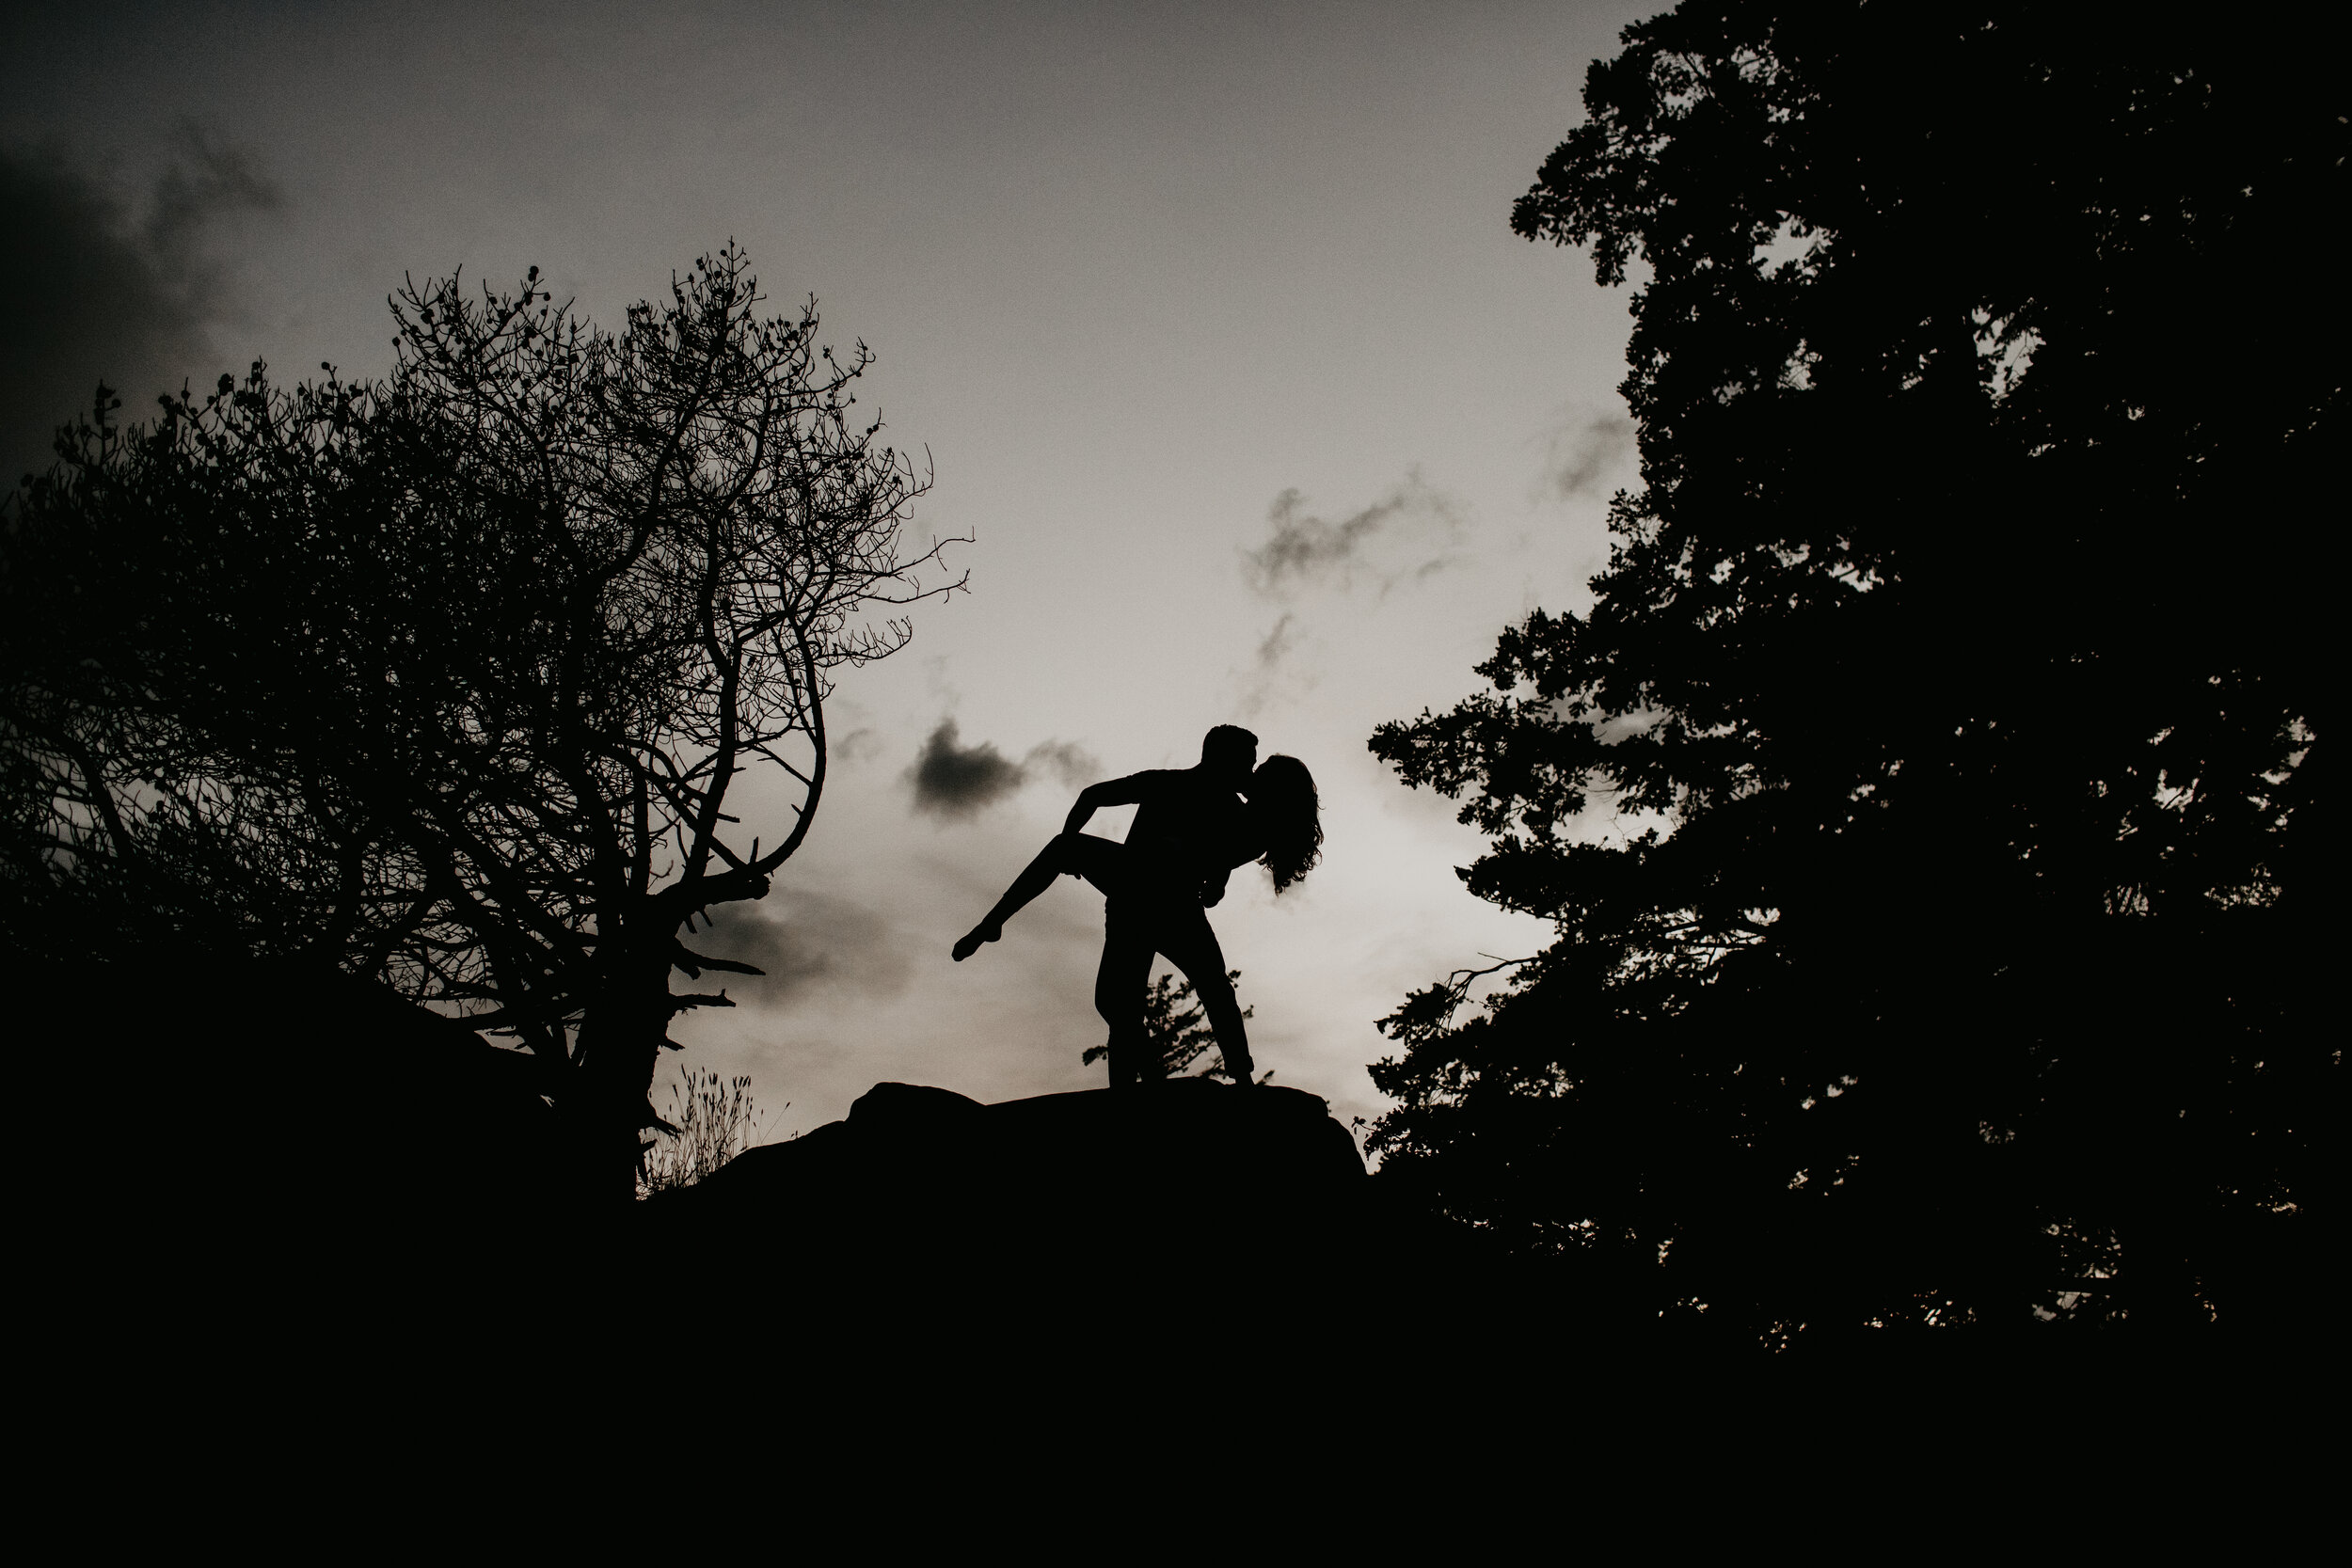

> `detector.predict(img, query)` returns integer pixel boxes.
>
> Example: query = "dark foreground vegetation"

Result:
[1368,3,2338,1341]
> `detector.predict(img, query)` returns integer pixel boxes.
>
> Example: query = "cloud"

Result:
[1243,470,1464,597]
[905,719,1098,818]
[141,123,278,260]
[833,726,884,764]
[687,889,912,1008]
[1022,738,1101,791]
[0,121,280,490]
[1256,612,1299,670]
[908,719,1025,817]
[1542,413,1633,500]
[1236,611,1311,719]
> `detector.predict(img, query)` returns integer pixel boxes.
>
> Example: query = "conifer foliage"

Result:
[1369,4,2336,1337]
[1084,969,1255,1081]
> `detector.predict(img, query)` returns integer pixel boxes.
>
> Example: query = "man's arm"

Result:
[1063,771,1163,836]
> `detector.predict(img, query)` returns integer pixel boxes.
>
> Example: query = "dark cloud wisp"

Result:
[1256,612,1298,670]
[1021,738,1100,791]
[905,719,1100,819]
[908,720,1025,818]
[1243,471,1463,597]
[689,890,912,1008]
[0,122,280,490]
[1544,413,1633,500]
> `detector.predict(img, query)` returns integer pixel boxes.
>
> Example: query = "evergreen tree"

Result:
[1369,4,2336,1338]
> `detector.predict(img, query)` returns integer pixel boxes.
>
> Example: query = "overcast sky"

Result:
[5,0,1656,1140]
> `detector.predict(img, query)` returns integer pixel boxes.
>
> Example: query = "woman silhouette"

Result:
[952,727,1323,1087]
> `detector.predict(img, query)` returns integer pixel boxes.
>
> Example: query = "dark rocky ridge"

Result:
[20,945,1391,1328]
[648,1078,1372,1294]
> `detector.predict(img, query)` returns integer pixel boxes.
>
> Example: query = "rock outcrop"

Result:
[647,1078,1369,1295]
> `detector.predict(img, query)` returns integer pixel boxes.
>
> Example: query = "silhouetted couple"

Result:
[954,725,1323,1089]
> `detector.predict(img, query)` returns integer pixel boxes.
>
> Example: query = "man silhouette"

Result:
[953,725,1259,1088]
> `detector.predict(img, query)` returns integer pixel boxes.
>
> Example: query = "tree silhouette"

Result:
[2,247,962,1199]
[1368,4,2335,1338]
[1082,969,1254,1081]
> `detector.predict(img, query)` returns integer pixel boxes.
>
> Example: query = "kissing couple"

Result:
[952,725,1321,1089]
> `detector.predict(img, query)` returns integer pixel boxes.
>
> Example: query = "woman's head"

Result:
[1248,754,1322,894]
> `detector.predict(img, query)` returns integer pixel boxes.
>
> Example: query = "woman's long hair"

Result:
[1250,754,1323,894]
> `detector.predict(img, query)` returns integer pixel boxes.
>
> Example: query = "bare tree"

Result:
[1,247,962,1199]
[371,247,965,1194]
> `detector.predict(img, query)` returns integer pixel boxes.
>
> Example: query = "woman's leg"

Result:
[953,832,1123,960]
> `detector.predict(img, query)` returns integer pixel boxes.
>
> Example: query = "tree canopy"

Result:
[1,247,961,1197]
[1368,3,2336,1338]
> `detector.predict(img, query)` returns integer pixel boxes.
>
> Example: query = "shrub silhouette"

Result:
[1082,969,1258,1082]
[640,1066,778,1197]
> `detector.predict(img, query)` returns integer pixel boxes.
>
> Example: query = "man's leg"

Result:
[1094,910,1159,1089]
[1158,908,1254,1085]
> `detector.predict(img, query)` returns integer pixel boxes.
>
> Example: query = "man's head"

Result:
[1200,724,1258,785]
